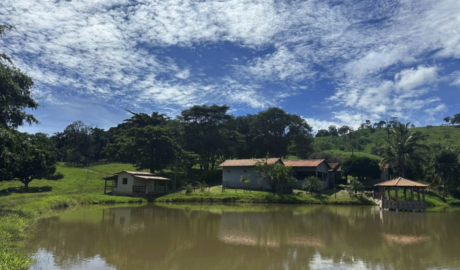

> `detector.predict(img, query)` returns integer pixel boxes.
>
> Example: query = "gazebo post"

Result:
[411,187,414,212]
[395,188,399,212]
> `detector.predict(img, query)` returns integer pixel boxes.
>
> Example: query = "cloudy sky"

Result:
[1,0,459,134]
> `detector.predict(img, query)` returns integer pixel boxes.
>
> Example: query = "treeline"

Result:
[49,105,314,173]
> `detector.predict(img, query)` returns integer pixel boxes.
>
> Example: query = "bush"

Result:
[47,172,64,180]
[195,181,208,192]
[185,184,193,195]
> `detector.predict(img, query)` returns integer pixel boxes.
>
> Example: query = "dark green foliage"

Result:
[316,129,329,137]
[251,108,313,158]
[179,104,237,171]
[11,133,58,187]
[342,156,380,181]
[47,172,65,180]
[347,179,365,196]
[255,159,297,194]
[380,122,427,177]
[302,176,322,194]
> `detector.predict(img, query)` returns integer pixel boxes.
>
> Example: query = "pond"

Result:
[28,204,460,270]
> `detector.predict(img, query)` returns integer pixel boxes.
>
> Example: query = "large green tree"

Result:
[380,122,427,178]
[12,133,58,188]
[251,108,313,158]
[179,104,236,171]
[341,156,380,181]
[104,111,181,173]
[0,24,58,186]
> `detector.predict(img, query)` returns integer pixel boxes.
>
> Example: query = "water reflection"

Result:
[29,204,460,270]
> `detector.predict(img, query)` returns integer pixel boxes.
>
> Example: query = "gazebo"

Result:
[375,177,429,212]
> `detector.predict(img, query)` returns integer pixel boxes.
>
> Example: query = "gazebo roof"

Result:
[375,177,429,187]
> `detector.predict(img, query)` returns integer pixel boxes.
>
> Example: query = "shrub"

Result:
[47,172,64,180]
[185,184,193,195]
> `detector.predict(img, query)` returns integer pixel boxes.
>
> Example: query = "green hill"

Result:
[313,125,460,159]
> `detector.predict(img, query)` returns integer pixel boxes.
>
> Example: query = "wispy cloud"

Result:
[1,0,459,133]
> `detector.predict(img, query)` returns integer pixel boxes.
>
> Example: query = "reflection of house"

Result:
[103,171,170,196]
[219,158,283,190]
[220,158,341,190]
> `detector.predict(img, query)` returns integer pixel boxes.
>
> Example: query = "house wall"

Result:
[112,172,134,195]
[222,166,271,190]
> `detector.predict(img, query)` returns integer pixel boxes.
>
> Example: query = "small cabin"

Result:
[103,171,170,196]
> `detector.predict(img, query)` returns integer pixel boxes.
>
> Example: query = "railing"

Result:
[132,186,167,195]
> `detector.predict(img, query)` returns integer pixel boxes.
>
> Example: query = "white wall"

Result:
[112,172,134,195]
[222,166,271,190]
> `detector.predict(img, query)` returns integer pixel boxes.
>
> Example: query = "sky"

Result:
[1,0,459,135]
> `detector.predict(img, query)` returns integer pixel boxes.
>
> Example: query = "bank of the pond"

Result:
[0,193,145,270]
[152,191,376,205]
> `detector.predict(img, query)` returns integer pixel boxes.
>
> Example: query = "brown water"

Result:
[29,204,460,270]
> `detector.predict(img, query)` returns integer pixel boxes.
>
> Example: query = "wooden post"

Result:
[387,188,391,200]
[411,187,414,201]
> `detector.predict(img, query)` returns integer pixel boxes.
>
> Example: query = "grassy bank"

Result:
[0,163,146,270]
[153,187,375,205]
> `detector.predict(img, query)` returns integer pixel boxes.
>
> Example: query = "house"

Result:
[103,171,170,196]
[219,158,283,190]
[220,158,339,190]
[283,159,331,189]
[328,163,343,186]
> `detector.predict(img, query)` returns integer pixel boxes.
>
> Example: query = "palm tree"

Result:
[380,122,427,177]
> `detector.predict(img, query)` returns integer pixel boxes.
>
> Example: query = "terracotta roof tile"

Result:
[284,159,327,167]
[219,158,282,167]
[375,177,428,187]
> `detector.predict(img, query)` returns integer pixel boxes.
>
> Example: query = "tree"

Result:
[328,125,339,137]
[12,133,58,188]
[451,113,460,126]
[316,129,330,137]
[338,125,351,137]
[302,176,322,195]
[341,156,380,181]
[255,159,296,194]
[179,104,234,171]
[443,116,452,125]
[0,25,38,129]
[251,108,313,157]
[0,24,58,185]
[380,122,427,177]
[347,179,365,196]
[430,147,460,197]
[375,120,386,129]
[105,125,180,173]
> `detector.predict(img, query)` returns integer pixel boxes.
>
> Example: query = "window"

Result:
[122,178,128,185]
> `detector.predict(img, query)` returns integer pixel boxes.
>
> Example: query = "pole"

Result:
[174,156,177,192]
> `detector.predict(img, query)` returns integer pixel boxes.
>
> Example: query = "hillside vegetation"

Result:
[314,126,460,158]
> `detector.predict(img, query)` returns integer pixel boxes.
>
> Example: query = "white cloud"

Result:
[1,0,460,131]
[395,66,437,92]
[303,118,341,133]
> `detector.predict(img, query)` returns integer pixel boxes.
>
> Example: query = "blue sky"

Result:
[1,0,459,135]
